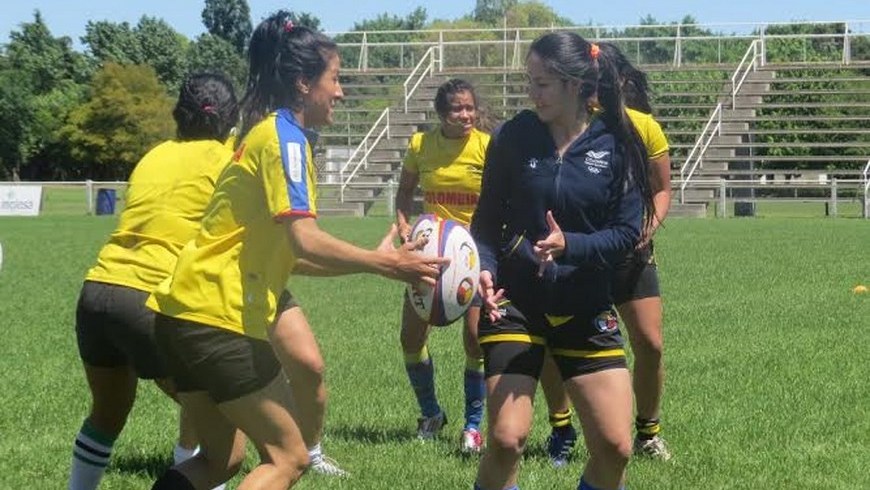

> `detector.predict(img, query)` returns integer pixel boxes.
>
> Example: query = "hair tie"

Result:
[590,43,600,60]
[202,105,215,114]
[284,20,294,32]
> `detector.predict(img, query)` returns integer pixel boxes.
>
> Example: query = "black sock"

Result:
[152,469,196,490]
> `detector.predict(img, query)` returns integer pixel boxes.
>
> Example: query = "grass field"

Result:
[0,215,868,489]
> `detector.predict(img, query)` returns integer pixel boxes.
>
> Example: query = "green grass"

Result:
[0,216,868,489]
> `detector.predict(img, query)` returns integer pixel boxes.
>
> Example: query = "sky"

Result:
[3,0,869,48]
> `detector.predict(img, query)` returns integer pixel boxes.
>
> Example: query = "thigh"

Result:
[564,368,633,451]
[612,245,661,305]
[617,296,663,351]
[485,373,538,435]
[269,304,324,375]
[218,373,307,466]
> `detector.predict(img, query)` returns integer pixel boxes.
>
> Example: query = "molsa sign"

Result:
[0,186,43,216]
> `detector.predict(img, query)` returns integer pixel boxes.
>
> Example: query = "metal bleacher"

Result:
[315,21,870,217]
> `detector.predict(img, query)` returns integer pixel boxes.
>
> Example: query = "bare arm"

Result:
[285,217,444,285]
[395,168,420,242]
[647,152,672,237]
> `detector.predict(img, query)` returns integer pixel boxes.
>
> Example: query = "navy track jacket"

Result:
[471,110,642,316]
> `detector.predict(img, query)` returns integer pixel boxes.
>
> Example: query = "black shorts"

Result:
[478,300,626,381]
[612,242,661,305]
[75,280,167,379]
[154,314,282,403]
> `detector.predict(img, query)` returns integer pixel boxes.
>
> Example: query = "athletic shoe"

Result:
[309,455,349,476]
[546,425,578,467]
[417,411,447,440]
[459,428,483,454]
[633,435,672,461]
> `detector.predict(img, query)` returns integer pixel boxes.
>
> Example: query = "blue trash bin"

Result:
[96,188,116,215]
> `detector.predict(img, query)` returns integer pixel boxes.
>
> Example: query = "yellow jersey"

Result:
[626,108,669,159]
[402,126,490,226]
[147,110,318,340]
[85,140,232,292]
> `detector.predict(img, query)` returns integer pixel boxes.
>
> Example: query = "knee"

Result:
[271,446,310,483]
[591,435,632,469]
[487,426,528,462]
[631,331,663,362]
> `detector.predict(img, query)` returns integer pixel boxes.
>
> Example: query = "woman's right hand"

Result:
[377,224,447,286]
[478,270,505,323]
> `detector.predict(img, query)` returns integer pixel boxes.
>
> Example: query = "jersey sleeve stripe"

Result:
[276,115,312,214]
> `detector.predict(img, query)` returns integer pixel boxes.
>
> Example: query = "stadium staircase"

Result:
[315,61,870,217]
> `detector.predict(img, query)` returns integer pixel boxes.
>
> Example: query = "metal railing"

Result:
[333,20,870,72]
[731,39,762,109]
[339,107,391,202]
[679,103,723,203]
[863,159,870,218]
[404,46,441,112]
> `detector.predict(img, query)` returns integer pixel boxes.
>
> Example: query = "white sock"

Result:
[307,442,323,465]
[173,443,200,465]
[69,423,114,490]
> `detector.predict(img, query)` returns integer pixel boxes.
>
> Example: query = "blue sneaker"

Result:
[546,425,577,467]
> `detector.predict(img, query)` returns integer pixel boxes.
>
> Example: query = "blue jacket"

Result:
[471,110,642,315]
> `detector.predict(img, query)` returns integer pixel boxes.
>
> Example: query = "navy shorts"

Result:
[75,280,167,379]
[478,299,626,381]
[612,242,661,305]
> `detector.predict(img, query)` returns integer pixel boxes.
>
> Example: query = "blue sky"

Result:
[3,0,869,48]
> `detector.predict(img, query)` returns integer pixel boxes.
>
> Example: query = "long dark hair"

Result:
[598,42,653,113]
[173,72,239,142]
[528,32,654,229]
[237,10,338,143]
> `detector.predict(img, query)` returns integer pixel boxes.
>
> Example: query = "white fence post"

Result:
[85,179,94,215]
[386,179,396,218]
[829,178,838,217]
[719,179,727,218]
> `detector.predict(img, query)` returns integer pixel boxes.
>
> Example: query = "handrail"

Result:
[403,46,440,113]
[864,159,870,218]
[731,39,760,109]
[680,103,722,203]
[339,107,391,202]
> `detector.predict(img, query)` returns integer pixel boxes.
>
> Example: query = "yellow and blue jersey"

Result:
[147,110,318,340]
[626,108,669,159]
[402,127,490,226]
[86,140,232,292]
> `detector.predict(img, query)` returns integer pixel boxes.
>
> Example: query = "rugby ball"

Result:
[406,214,480,326]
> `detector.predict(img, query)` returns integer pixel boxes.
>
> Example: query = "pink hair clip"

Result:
[284,20,294,32]
[590,43,600,60]
[202,105,215,113]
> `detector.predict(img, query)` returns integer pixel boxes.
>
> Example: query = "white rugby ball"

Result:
[406,214,480,327]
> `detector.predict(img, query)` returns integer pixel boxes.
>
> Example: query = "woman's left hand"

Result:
[534,211,565,275]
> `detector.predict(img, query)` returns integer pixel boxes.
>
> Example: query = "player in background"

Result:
[147,12,445,489]
[394,79,491,453]
[471,32,654,490]
[69,72,239,490]
[539,41,673,464]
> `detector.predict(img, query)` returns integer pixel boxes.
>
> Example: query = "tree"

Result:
[63,63,175,180]
[202,0,252,54]
[135,16,189,91]
[81,20,142,65]
[473,0,518,25]
[289,12,322,31]
[5,10,91,92]
[336,7,428,69]
[505,1,571,29]
[187,33,247,90]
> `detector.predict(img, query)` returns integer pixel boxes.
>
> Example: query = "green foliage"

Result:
[473,0,518,24]
[5,10,91,91]
[201,0,252,55]
[81,17,190,91]
[186,34,247,90]
[63,63,174,180]
[288,12,323,32]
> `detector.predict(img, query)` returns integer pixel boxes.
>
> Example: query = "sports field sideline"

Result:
[0,215,867,489]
